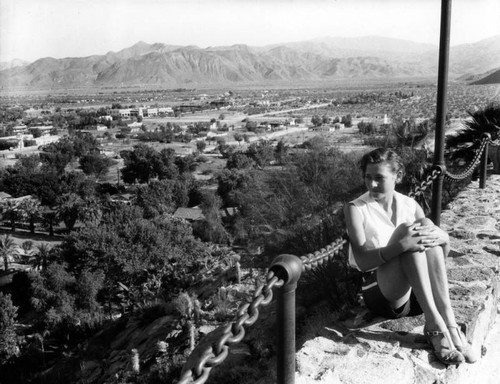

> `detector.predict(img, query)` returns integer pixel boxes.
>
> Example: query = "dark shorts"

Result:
[361,271,423,319]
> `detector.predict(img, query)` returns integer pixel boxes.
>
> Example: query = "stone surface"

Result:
[294,175,500,384]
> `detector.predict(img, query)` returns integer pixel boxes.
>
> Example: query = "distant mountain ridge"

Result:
[0,58,30,71]
[471,67,500,85]
[1,35,499,89]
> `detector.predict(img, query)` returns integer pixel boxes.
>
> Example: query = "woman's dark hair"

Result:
[359,148,405,177]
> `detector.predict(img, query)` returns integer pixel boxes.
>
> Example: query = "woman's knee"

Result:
[425,244,445,259]
[415,217,434,226]
[401,249,426,260]
[377,266,411,303]
[398,249,429,268]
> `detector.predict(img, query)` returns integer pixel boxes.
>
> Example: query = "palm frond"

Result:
[446,103,500,161]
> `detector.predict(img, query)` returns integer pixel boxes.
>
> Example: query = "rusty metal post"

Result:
[270,254,303,384]
[479,138,489,189]
[431,0,452,226]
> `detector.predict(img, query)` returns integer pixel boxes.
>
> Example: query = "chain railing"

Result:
[178,270,284,384]
[443,134,490,182]
[408,166,443,199]
[300,237,348,272]
[177,237,348,384]
[178,135,496,384]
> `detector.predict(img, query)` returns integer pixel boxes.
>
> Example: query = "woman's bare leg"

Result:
[414,217,462,348]
[424,245,465,350]
[425,246,456,324]
[376,221,456,354]
[378,250,447,331]
[366,218,462,363]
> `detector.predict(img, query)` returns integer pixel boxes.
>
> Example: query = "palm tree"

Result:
[18,197,42,234]
[391,117,429,149]
[56,193,84,232]
[41,207,59,237]
[0,234,17,271]
[15,240,35,265]
[1,199,25,232]
[33,243,52,271]
[445,103,500,172]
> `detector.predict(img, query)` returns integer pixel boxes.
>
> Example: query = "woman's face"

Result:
[364,161,399,200]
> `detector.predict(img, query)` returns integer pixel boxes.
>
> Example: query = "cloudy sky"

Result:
[0,0,499,63]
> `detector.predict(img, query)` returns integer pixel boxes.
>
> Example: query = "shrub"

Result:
[211,287,234,322]
[0,292,19,362]
[446,103,500,169]
[357,121,377,135]
[0,140,18,151]
[361,134,396,147]
[30,264,105,334]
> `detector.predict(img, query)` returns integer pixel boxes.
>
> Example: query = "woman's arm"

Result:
[345,203,413,272]
[414,204,450,256]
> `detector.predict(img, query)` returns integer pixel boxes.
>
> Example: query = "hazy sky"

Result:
[1,0,499,63]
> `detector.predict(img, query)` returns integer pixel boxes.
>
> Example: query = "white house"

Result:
[12,124,28,134]
[127,121,143,132]
[146,108,158,117]
[118,109,132,118]
[130,108,144,118]
[158,107,173,115]
[29,126,53,136]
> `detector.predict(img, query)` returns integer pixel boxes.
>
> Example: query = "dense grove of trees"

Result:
[0,133,237,382]
[215,140,364,258]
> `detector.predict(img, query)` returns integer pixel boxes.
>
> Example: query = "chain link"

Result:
[444,136,489,181]
[408,167,443,198]
[300,237,347,272]
[178,272,283,384]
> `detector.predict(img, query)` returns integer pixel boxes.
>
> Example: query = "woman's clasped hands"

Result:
[395,221,448,253]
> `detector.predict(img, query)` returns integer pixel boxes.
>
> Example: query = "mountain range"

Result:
[0,59,30,72]
[1,35,499,89]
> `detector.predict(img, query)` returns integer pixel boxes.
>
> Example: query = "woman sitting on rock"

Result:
[344,147,475,365]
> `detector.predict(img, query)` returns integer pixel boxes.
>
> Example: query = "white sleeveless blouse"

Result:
[347,191,417,271]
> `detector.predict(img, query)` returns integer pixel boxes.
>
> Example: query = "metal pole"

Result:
[431,0,452,226]
[270,255,303,384]
[277,279,297,384]
[479,139,489,189]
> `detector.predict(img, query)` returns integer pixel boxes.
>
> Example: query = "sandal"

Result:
[424,326,465,365]
[447,324,478,364]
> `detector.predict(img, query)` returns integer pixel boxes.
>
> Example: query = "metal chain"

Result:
[177,237,348,384]
[444,136,488,181]
[484,131,500,146]
[178,272,284,384]
[300,237,347,272]
[408,167,443,199]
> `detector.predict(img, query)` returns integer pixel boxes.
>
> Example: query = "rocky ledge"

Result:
[295,175,500,384]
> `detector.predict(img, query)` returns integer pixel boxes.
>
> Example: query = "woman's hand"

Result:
[391,221,447,253]
[392,222,427,252]
[413,222,449,250]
